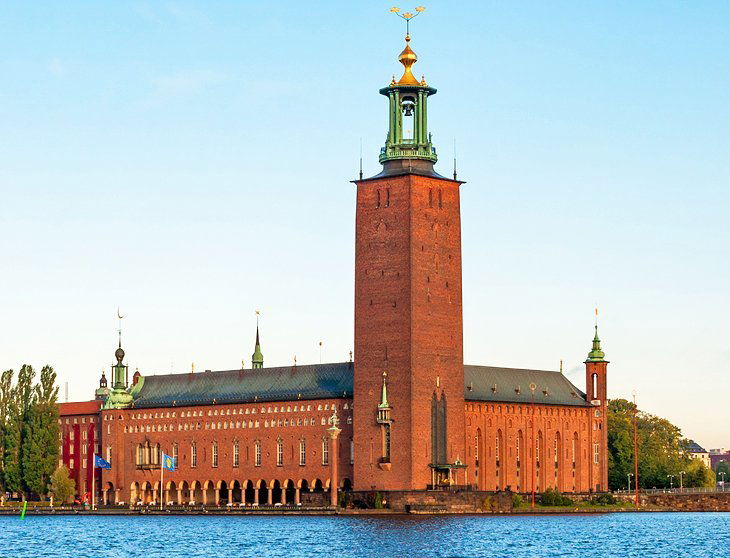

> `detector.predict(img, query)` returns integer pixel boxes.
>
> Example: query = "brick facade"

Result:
[353,173,466,491]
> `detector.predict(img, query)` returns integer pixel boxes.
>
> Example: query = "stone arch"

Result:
[298,478,309,491]
[256,479,268,505]
[244,480,255,505]
[217,479,228,505]
[165,481,176,505]
[270,479,282,505]
[191,480,203,504]
[341,478,352,491]
[312,478,324,492]
[283,479,296,504]
[324,478,331,490]
[103,481,115,505]
[230,480,242,504]
[203,480,215,505]
[179,481,190,504]
[129,481,139,505]
[141,481,153,504]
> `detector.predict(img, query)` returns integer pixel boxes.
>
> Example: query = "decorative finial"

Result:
[191,362,195,373]
[586,308,606,362]
[349,350,353,362]
[390,6,426,86]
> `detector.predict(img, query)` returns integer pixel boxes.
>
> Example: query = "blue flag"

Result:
[161,453,176,472]
[94,455,111,469]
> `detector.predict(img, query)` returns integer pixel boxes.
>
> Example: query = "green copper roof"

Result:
[464,365,591,407]
[586,325,606,362]
[130,362,590,408]
[131,362,354,408]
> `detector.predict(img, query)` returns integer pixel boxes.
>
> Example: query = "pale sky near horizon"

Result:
[1,2,728,448]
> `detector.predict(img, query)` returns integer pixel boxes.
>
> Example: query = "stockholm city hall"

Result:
[58,22,609,508]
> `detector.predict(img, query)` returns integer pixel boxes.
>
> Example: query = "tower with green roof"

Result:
[585,317,609,492]
[252,326,264,369]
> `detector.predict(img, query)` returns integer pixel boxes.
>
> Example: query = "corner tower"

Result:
[352,25,466,491]
[585,318,609,492]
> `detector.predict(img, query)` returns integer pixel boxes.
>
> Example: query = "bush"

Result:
[50,465,75,505]
[512,494,524,508]
[591,493,616,506]
[374,491,384,509]
[539,488,573,506]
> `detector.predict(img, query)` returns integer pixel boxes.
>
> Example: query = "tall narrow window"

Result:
[191,443,197,468]
[593,443,599,464]
[233,441,240,467]
[592,373,598,399]
[299,439,306,466]
[571,436,576,466]
[495,431,501,468]
[106,446,112,464]
[536,434,541,468]
[376,190,381,208]
[385,188,390,207]
[212,442,218,468]
[255,440,262,467]
[322,437,329,465]
[438,188,443,208]
[383,424,391,462]
[277,438,284,466]
[172,443,178,464]
[429,188,433,208]
[516,431,521,468]
[350,439,355,465]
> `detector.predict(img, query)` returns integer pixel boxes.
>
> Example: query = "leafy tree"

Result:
[21,366,59,499]
[50,465,75,504]
[607,399,715,490]
[716,461,730,480]
[0,369,13,493]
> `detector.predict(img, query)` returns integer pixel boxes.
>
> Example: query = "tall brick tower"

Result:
[585,320,609,492]
[352,26,466,491]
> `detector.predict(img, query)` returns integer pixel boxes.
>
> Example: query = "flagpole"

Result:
[91,455,95,512]
[160,450,164,511]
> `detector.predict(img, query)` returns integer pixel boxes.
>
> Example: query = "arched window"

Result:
[322,437,329,465]
[254,440,262,467]
[592,373,598,399]
[233,440,239,467]
[137,444,144,465]
[299,439,306,466]
[516,431,522,469]
[276,438,284,466]
[212,441,218,468]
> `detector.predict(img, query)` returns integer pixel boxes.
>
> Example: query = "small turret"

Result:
[252,325,264,369]
[586,325,606,362]
[377,372,392,424]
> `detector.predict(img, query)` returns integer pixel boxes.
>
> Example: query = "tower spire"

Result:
[586,308,606,362]
[252,310,264,369]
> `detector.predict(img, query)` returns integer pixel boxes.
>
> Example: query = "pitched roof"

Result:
[131,362,354,408]
[464,365,590,407]
[59,400,103,416]
[128,361,590,409]
[685,440,707,453]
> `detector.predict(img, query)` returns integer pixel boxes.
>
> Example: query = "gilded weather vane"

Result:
[390,6,426,35]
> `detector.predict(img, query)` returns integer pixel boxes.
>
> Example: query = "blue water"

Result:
[0,513,727,557]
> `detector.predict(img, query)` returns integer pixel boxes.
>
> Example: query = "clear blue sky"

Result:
[1,1,728,448]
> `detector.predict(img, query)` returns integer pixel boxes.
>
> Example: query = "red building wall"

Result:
[99,398,353,505]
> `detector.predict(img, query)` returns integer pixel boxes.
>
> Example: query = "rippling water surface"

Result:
[0,512,727,557]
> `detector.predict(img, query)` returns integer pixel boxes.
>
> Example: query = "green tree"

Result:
[50,465,75,505]
[0,369,14,493]
[607,399,715,490]
[716,461,730,480]
[22,366,60,499]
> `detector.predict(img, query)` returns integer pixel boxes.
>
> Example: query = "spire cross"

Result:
[390,6,426,36]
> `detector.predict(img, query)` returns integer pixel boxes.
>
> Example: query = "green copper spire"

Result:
[379,371,390,409]
[252,325,264,369]
[378,33,438,166]
[586,325,606,362]
[103,334,133,409]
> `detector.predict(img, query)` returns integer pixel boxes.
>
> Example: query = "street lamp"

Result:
[667,474,675,490]
[679,471,685,492]
[719,471,726,491]
[627,473,634,493]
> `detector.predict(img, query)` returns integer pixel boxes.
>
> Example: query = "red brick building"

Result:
[59,31,608,505]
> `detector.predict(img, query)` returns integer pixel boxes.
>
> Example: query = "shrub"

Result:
[374,491,384,509]
[591,493,616,506]
[512,494,524,508]
[50,465,75,505]
[539,488,573,506]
